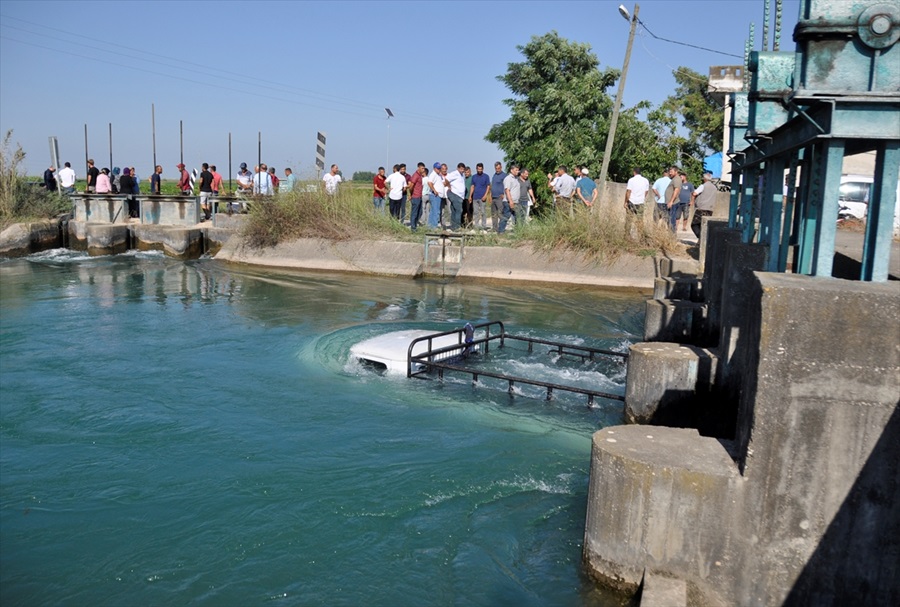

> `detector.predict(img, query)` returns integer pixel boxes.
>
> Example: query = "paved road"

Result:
[834,228,900,280]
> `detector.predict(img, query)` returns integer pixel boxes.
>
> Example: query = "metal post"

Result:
[108,123,113,172]
[810,139,845,277]
[861,141,900,281]
[83,124,89,191]
[228,132,232,194]
[597,3,639,208]
[151,104,157,170]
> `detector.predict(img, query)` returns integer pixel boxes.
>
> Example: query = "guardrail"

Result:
[70,193,245,227]
[407,320,628,406]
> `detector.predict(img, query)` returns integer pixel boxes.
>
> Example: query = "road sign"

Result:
[316,132,326,170]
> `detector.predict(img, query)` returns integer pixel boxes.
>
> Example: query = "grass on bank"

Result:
[0,131,70,230]
[242,186,683,260]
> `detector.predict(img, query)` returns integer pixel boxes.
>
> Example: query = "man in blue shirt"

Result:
[490,161,506,232]
[576,168,597,210]
[469,163,491,230]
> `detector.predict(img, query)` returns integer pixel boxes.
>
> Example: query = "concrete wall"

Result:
[0,219,63,257]
[585,271,900,606]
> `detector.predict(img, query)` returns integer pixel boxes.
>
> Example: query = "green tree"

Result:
[352,170,375,182]
[486,32,626,197]
[661,67,723,155]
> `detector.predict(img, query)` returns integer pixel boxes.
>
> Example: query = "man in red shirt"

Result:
[177,163,191,195]
[408,162,425,231]
[372,167,387,214]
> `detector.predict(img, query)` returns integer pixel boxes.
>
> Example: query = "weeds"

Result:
[510,209,682,261]
[0,130,70,230]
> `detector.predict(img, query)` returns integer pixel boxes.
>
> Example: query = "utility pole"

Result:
[597,3,639,208]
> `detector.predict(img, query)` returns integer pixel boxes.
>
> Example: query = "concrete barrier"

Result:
[586,272,900,605]
[0,219,63,257]
[625,343,719,425]
[85,224,128,256]
[131,225,203,259]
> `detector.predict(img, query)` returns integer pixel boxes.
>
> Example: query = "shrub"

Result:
[0,130,70,229]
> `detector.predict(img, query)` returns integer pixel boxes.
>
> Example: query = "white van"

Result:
[838,174,900,236]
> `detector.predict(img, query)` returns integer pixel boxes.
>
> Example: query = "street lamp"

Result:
[597,3,639,208]
[385,108,394,168]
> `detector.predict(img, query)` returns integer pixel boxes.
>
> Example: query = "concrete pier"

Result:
[586,270,900,605]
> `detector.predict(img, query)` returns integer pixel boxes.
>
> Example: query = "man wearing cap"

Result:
[548,165,576,216]
[444,162,467,231]
[236,163,253,198]
[85,159,100,193]
[690,172,717,238]
[576,168,598,210]
[427,162,446,228]
[322,164,342,195]
[177,163,191,195]
[149,165,163,195]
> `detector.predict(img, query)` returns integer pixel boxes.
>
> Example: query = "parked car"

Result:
[838,174,873,220]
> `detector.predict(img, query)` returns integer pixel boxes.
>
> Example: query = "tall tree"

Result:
[486,32,625,191]
[661,67,724,155]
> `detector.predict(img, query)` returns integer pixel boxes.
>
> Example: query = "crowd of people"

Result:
[368,161,604,233]
[623,165,717,237]
[42,157,715,236]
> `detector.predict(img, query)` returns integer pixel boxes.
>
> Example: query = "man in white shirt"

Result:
[252,164,274,195]
[624,167,651,213]
[444,162,467,230]
[548,165,576,217]
[323,164,342,195]
[58,161,76,195]
[651,169,672,220]
[384,165,408,221]
[427,162,446,228]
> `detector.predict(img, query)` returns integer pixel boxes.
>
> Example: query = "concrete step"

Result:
[625,342,719,425]
[640,573,687,607]
[653,276,705,302]
[659,256,701,278]
[643,299,712,345]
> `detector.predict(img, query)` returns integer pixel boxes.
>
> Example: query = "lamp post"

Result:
[385,108,394,168]
[597,3,639,208]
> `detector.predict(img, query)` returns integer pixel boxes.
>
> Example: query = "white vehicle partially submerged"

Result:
[351,328,475,375]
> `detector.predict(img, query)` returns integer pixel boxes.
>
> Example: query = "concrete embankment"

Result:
[214,235,669,290]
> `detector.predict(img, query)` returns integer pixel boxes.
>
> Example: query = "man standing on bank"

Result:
[198,163,213,221]
[690,172,716,237]
[490,161,507,232]
[469,163,491,230]
[445,162,467,231]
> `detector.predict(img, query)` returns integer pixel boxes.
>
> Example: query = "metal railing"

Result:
[407,321,628,406]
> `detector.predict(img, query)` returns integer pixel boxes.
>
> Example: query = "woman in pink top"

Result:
[95,168,112,193]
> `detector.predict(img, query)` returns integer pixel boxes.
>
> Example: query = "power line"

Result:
[0,14,485,130]
[637,19,744,59]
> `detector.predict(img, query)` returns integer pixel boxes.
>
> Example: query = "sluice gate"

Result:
[406,321,628,406]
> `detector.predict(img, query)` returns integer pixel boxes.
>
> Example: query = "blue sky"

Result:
[0,0,799,180]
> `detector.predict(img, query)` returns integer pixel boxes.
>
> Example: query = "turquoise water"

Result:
[0,250,644,606]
